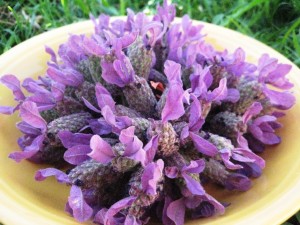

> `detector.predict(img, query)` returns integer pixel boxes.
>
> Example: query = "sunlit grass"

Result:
[1,0,299,67]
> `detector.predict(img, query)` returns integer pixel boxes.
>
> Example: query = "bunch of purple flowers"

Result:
[0,1,295,224]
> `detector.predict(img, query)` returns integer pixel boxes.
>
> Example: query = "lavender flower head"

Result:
[0,1,295,225]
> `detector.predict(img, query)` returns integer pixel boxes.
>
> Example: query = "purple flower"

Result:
[45,46,58,63]
[161,60,186,123]
[258,54,293,89]
[47,64,84,87]
[180,96,218,157]
[0,1,296,224]
[56,34,88,68]
[190,64,228,103]
[0,75,25,114]
[9,101,46,162]
[99,196,137,225]
[89,126,146,165]
[165,198,186,225]
[67,185,93,222]
[224,173,252,191]
[184,193,225,218]
[220,48,257,77]
[143,136,159,165]
[58,131,93,165]
[165,159,205,195]
[82,35,108,56]
[35,168,70,184]
[154,0,176,26]
[248,115,281,145]
[101,105,132,134]
[190,65,213,98]
[101,51,135,87]
[126,8,165,47]
[166,15,204,63]
[83,83,115,114]
[141,159,164,195]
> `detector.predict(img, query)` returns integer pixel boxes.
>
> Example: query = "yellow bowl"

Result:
[0,19,300,225]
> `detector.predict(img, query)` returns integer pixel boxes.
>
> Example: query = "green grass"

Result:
[0,0,300,224]
[1,0,300,67]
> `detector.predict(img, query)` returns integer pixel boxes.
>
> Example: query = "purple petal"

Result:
[267,64,293,89]
[180,125,190,141]
[95,83,116,110]
[0,106,15,115]
[101,105,117,127]
[189,132,218,157]
[119,126,135,144]
[162,61,185,122]
[82,36,107,56]
[164,60,182,85]
[0,75,25,101]
[224,88,240,103]
[206,78,228,102]
[58,131,92,148]
[27,94,55,111]
[244,133,266,153]
[26,81,51,95]
[121,126,145,164]
[68,185,93,222]
[248,117,281,145]
[162,196,174,225]
[114,116,132,133]
[254,115,277,126]
[165,166,179,179]
[65,202,73,217]
[94,208,107,224]
[101,60,126,87]
[242,102,262,124]
[51,82,65,101]
[17,121,41,136]
[35,168,70,183]
[124,215,140,225]
[237,132,249,149]
[144,135,159,165]
[263,87,295,110]
[113,56,135,85]
[161,86,185,123]
[233,148,265,168]
[88,135,114,164]
[9,134,45,162]
[45,46,57,63]
[82,97,101,113]
[182,89,191,105]
[118,32,138,48]
[219,149,243,170]
[188,193,225,218]
[190,66,212,97]
[141,159,164,195]
[258,54,277,76]
[104,196,136,224]
[89,118,112,135]
[166,198,185,225]
[225,173,252,191]
[191,201,215,218]
[47,66,83,87]
[64,145,91,165]
[182,173,205,195]
[19,101,47,131]
[182,159,205,174]
[237,162,262,178]
[188,95,204,132]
